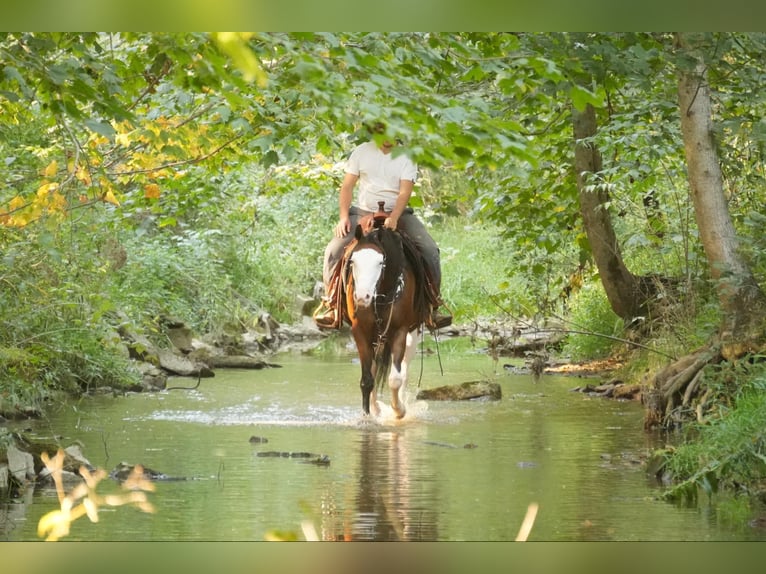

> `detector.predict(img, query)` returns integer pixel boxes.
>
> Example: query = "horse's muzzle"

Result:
[354,292,375,308]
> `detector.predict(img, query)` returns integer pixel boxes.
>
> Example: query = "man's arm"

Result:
[335,172,358,238]
[385,179,414,230]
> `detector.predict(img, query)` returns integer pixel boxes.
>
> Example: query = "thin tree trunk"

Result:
[676,33,766,357]
[573,103,642,321]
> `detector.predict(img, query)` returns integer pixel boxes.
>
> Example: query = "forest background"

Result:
[3,32,766,504]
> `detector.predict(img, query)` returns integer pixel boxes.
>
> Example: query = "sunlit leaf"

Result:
[213,32,267,86]
[103,190,120,206]
[144,183,161,199]
[75,165,92,185]
[8,195,26,211]
[50,191,67,212]
[37,509,70,541]
[43,160,58,177]
[83,497,100,523]
[37,182,58,197]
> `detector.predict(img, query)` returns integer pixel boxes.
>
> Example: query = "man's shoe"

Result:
[313,302,339,329]
[428,310,452,330]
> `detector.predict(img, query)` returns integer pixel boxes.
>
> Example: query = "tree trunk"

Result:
[676,32,766,359]
[643,34,766,429]
[573,103,643,322]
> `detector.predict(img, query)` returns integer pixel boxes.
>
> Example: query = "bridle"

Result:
[347,231,406,356]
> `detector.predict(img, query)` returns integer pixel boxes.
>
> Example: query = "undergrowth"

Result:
[656,362,766,505]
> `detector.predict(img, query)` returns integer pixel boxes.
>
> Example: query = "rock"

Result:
[416,380,502,401]
[64,444,93,470]
[503,363,530,375]
[6,444,35,482]
[157,348,214,378]
[37,468,84,488]
[119,327,160,364]
[296,293,317,317]
[166,325,194,354]
[0,463,8,489]
[134,361,168,390]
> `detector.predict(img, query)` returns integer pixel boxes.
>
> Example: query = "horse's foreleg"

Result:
[355,339,376,416]
[360,369,375,416]
[388,330,418,419]
[352,317,382,417]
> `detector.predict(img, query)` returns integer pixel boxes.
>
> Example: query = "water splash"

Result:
[370,399,430,426]
[137,397,431,428]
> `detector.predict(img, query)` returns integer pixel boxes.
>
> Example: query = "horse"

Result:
[342,221,432,419]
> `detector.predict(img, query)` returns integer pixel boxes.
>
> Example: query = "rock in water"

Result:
[416,380,502,401]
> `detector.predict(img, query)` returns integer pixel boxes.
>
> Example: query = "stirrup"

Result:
[313,300,340,329]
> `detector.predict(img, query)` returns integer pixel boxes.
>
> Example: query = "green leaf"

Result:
[570,84,604,111]
[261,149,280,168]
[84,118,116,138]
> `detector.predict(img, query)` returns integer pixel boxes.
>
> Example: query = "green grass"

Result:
[560,282,623,361]
[431,218,532,323]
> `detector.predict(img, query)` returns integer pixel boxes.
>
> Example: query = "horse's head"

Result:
[348,224,386,309]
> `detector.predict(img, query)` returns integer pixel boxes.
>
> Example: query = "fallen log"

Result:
[207,355,279,369]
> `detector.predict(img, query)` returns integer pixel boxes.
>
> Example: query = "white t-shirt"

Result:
[345,141,418,212]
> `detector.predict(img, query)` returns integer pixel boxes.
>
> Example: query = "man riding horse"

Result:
[314,122,452,331]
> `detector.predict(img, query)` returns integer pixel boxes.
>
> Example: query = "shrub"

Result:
[560,281,623,361]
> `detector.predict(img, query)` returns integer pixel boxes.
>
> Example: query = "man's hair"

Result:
[366,121,386,134]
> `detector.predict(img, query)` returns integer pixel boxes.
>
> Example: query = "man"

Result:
[314,123,452,330]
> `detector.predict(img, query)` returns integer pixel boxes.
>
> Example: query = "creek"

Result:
[3,335,764,541]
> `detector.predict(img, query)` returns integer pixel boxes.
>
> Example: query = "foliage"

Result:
[0,223,139,416]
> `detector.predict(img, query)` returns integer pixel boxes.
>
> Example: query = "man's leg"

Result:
[314,209,366,329]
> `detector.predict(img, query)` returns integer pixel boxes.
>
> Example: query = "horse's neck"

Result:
[376,231,405,290]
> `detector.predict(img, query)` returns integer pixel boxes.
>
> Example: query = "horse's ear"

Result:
[354,224,364,240]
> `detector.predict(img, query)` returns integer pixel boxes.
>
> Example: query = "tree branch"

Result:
[106,134,246,176]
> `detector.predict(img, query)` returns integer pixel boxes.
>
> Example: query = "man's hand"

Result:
[334,216,351,238]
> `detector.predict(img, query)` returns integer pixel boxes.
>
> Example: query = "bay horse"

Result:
[343,221,431,419]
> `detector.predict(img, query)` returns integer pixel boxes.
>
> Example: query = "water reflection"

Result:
[347,429,438,541]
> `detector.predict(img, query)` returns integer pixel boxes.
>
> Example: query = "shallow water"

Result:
[3,338,765,541]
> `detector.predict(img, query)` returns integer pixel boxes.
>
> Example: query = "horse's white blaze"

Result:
[350,247,384,308]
